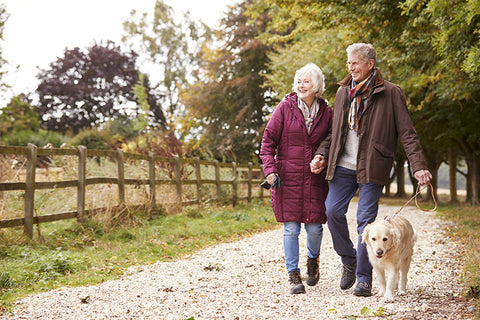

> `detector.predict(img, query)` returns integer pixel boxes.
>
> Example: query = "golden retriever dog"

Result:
[362,216,417,302]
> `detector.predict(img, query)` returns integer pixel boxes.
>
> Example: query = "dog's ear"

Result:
[391,228,401,247]
[362,225,371,244]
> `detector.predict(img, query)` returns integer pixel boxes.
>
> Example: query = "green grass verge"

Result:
[0,199,278,313]
[435,203,480,318]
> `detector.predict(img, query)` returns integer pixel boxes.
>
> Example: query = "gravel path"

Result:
[2,204,474,319]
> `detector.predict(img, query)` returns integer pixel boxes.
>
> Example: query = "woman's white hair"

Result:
[292,63,325,98]
[346,43,377,64]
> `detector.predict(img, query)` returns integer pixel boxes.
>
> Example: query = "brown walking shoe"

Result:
[306,257,319,286]
[288,271,306,294]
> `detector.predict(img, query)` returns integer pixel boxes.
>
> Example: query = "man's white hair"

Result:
[347,43,377,63]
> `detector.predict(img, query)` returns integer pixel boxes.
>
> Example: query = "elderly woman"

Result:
[260,63,332,294]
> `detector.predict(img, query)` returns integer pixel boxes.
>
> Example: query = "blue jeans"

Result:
[283,222,323,273]
[325,166,383,283]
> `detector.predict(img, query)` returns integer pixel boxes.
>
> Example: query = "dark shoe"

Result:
[340,262,357,290]
[353,282,372,297]
[306,257,319,286]
[288,271,306,294]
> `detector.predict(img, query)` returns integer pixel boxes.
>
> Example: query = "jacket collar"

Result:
[283,92,327,131]
[284,92,327,107]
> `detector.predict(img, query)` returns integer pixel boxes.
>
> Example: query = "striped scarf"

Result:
[298,97,319,135]
[348,70,376,131]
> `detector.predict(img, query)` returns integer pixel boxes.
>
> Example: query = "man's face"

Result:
[347,53,374,83]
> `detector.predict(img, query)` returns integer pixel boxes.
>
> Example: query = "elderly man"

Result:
[311,43,432,297]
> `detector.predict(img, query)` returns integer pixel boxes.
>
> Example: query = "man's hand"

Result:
[310,155,327,174]
[414,169,433,185]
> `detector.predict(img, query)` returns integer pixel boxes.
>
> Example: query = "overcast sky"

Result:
[0,0,236,105]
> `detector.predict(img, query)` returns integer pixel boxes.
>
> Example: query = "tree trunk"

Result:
[458,138,480,204]
[385,163,397,197]
[471,156,479,204]
[395,151,407,198]
[465,157,479,204]
[466,169,473,203]
[418,144,443,203]
[428,163,440,203]
[407,161,418,197]
[384,182,392,197]
[395,159,406,197]
[476,156,480,204]
[448,148,458,203]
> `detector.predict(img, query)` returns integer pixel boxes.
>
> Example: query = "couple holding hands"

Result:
[259,43,432,296]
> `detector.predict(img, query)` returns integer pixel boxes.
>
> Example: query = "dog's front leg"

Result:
[398,254,413,295]
[376,266,386,297]
[398,264,409,295]
[383,266,397,303]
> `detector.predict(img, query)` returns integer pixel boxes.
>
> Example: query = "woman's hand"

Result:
[266,173,277,185]
[310,155,326,174]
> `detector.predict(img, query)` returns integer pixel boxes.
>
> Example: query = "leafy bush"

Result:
[1,129,65,147]
[103,117,139,141]
[36,252,73,276]
[184,206,203,219]
[70,128,110,150]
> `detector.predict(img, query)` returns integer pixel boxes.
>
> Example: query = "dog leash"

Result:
[385,182,437,222]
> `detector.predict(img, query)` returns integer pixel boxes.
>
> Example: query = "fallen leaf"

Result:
[80,296,91,304]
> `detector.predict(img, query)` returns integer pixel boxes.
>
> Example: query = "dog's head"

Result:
[362,220,400,258]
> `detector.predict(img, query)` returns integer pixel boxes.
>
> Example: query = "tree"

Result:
[252,0,480,202]
[0,4,8,97]
[401,0,480,203]
[0,95,64,149]
[0,94,39,139]
[179,0,274,163]
[35,41,165,134]
[122,0,212,130]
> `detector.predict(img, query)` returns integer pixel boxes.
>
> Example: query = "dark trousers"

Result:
[325,166,384,283]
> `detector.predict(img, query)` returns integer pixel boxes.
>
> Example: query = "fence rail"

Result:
[0,144,267,237]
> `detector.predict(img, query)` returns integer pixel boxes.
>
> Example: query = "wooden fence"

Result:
[0,144,267,237]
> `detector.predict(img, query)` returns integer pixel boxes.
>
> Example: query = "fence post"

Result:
[77,146,87,221]
[232,162,237,207]
[260,164,265,199]
[248,162,253,203]
[195,157,201,204]
[148,152,156,209]
[173,155,182,207]
[24,143,37,238]
[117,149,125,208]
[214,160,221,201]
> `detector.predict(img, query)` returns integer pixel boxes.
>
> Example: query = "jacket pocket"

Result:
[372,143,395,180]
[373,143,395,159]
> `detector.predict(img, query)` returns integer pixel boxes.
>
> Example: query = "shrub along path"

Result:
[1,204,474,319]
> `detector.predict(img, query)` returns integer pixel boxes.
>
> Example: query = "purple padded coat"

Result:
[260,92,332,224]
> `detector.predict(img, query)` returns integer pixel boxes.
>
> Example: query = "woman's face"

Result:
[297,76,316,105]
